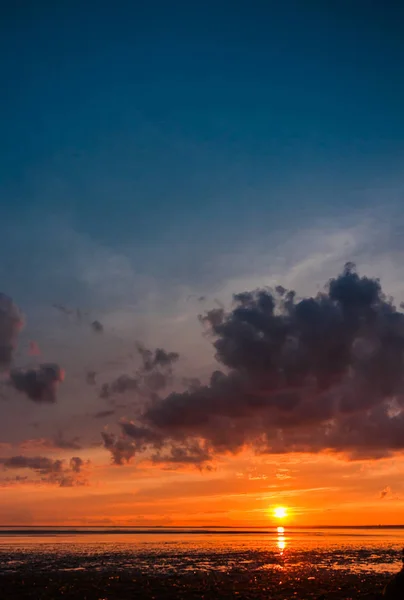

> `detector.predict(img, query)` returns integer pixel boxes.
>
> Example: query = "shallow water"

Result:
[0,527,402,576]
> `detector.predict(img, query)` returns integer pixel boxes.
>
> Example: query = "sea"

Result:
[0,526,403,576]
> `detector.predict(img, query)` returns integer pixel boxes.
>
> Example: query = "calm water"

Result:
[0,527,403,576]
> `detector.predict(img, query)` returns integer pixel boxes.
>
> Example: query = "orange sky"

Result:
[1,449,403,526]
[2,244,404,527]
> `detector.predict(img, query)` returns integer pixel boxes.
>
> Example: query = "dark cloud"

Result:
[101,432,137,465]
[93,410,116,419]
[9,363,65,403]
[120,421,163,447]
[91,320,103,333]
[69,456,84,473]
[53,304,89,325]
[100,345,179,401]
[151,441,212,468]
[143,371,172,392]
[101,424,211,468]
[0,475,29,486]
[52,433,82,450]
[182,377,202,392]
[137,344,179,372]
[0,454,89,487]
[0,294,24,369]
[1,456,60,471]
[100,375,139,400]
[20,435,82,451]
[86,371,97,385]
[102,264,404,465]
[102,423,163,465]
[52,303,74,316]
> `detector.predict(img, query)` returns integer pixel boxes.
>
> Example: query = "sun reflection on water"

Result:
[276,526,287,555]
[277,537,286,552]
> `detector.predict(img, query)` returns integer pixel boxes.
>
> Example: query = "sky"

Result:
[0,0,404,526]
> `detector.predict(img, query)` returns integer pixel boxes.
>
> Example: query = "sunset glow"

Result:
[1,9,404,531]
[3,3,404,600]
[274,507,288,520]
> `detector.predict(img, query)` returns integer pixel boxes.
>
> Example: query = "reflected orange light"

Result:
[277,537,286,552]
[277,526,284,534]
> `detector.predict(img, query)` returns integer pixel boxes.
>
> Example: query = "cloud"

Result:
[119,421,163,446]
[100,375,139,400]
[9,363,65,403]
[91,320,104,333]
[102,263,404,465]
[380,486,391,499]
[52,433,82,450]
[0,294,24,369]
[0,475,28,485]
[100,344,179,400]
[378,485,400,500]
[276,468,292,481]
[102,424,212,469]
[0,454,90,487]
[101,432,137,465]
[137,345,179,372]
[150,441,212,469]
[93,410,116,419]
[69,456,84,473]
[86,371,97,385]
[20,434,82,451]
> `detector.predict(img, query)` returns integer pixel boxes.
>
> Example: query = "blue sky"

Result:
[2,1,403,250]
[0,0,404,437]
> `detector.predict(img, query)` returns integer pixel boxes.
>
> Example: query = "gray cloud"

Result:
[120,421,164,447]
[9,363,65,403]
[102,264,404,465]
[91,320,104,333]
[101,432,137,465]
[52,433,82,450]
[86,371,97,385]
[0,294,24,369]
[69,456,84,473]
[93,410,116,419]
[52,303,74,316]
[101,423,164,465]
[137,345,179,372]
[100,344,179,400]
[0,454,89,487]
[151,441,212,468]
[102,424,212,468]
[20,435,82,451]
[0,474,29,486]
[100,375,139,400]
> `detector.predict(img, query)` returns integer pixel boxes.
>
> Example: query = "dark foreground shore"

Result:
[0,568,390,600]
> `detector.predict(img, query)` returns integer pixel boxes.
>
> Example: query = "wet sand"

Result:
[0,567,389,599]
[1,528,401,599]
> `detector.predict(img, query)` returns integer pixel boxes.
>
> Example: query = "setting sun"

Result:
[273,506,287,519]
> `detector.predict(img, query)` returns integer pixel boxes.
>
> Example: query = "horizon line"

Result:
[1,524,404,529]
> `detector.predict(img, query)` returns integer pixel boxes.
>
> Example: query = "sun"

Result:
[273,506,287,519]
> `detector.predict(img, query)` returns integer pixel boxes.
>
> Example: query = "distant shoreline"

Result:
[0,525,404,536]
